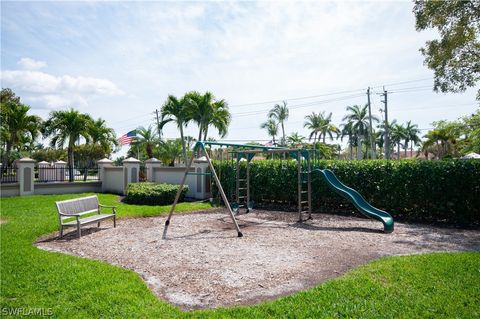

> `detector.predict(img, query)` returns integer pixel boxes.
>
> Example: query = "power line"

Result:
[232,93,365,117]
[228,77,433,108]
[229,88,365,108]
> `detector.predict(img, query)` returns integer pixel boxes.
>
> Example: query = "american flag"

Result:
[118,130,136,145]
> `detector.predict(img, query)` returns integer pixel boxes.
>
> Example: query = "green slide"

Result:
[314,169,394,233]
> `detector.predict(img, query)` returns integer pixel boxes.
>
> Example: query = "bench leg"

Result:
[113,215,116,228]
[97,222,100,228]
[77,223,81,238]
[60,225,63,238]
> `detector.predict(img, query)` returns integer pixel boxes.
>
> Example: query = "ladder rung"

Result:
[300,210,309,214]
[300,201,309,204]
[301,191,308,194]
[238,179,246,182]
[237,196,246,199]
[238,188,247,190]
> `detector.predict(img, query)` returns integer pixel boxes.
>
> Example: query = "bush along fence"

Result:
[213,159,480,226]
[124,182,189,205]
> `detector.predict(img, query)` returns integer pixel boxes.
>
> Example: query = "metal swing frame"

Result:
[162,141,314,239]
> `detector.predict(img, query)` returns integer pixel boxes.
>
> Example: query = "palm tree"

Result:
[88,118,118,155]
[342,105,379,159]
[157,139,183,166]
[0,100,42,167]
[318,112,339,143]
[42,109,93,181]
[260,119,279,145]
[403,120,421,157]
[132,126,157,160]
[340,122,356,160]
[207,99,230,140]
[186,91,231,142]
[161,94,191,163]
[304,112,322,143]
[287,132,305,148]
[390,123,407,159]
[268,101,289,146]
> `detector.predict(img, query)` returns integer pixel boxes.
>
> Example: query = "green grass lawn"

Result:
[1,193,479,318]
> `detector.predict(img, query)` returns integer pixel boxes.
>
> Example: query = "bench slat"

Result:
[62,214,115,226]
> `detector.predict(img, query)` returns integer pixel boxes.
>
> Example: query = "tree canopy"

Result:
[414,0,480,99]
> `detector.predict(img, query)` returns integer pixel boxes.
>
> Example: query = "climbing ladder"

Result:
[232,152,254,214]
[297,150,312,221]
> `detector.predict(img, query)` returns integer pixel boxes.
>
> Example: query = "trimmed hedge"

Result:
[213,159,480,226]
[124,182,188,205]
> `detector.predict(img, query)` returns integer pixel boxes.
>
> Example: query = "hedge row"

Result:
[124,182,188,205]
[213,159,480,226]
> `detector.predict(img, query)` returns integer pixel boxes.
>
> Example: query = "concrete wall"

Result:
[102,167,124,194]
[35,182,101,195]
[153,167,196,197]
[0,183,20,197]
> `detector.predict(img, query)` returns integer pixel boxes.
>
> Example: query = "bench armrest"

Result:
[99,204,117,208]
[98,204,116,215]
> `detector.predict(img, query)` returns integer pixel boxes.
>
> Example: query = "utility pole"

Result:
[155,109,162,141]
[367,87,376,159]
[380,87,390,160]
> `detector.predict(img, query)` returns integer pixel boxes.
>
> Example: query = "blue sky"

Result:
[1,1,478,156]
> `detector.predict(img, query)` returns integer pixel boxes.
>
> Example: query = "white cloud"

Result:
[0,68,123,109]
[17,57,47,70]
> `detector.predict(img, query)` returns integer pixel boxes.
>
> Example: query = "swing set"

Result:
[162,141,319,238]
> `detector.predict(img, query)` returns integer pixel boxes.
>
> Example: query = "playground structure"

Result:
[163,141,394,239]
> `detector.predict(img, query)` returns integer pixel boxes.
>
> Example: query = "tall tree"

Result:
[304,112,322,143]
[87,118,118,156]
[390,123,407,159]
[340,122,356,160]
[42,109,92,181]
[132,126,157,159]
[342,105,378,159]
[161,94,191,164]
[414,0,480,99]
[260,119,279,145]
[318,111,339,143]
[404,120,421,156]
[186,91,231,142]
[0,93,42,166]
[268,101,289,146]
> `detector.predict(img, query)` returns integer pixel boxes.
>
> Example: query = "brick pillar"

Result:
[122,157,140,195]
[145,158,161,182]
[16,157,36,196]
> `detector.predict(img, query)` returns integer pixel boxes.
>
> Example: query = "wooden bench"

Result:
[56,195,116,238]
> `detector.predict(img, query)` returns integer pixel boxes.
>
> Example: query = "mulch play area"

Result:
[36,210,480,310]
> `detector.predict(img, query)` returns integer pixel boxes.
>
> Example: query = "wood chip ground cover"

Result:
[36,210,480,310]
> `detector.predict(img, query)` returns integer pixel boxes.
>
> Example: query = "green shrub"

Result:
[213,159,480,226]
[124,182,188,205]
